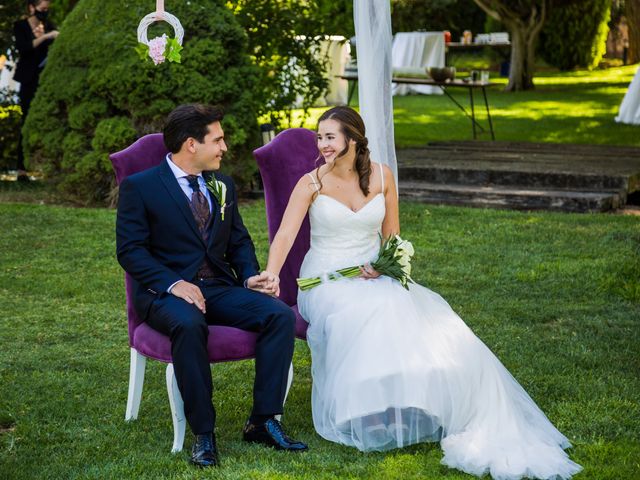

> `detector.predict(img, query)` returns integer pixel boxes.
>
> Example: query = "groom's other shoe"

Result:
[243,418,308,451]
[191,433,219,467]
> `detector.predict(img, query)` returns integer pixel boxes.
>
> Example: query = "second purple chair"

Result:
[110,128,317,453]
[253,127,319,336]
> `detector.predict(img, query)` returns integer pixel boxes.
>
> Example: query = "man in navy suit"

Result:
[116,104,307,467]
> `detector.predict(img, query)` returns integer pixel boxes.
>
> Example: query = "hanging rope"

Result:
[155,0,164,20]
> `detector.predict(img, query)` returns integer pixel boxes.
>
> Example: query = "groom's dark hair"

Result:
[163,103,225,153]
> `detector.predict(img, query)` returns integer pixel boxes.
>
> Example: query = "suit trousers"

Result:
[146,279,296,435]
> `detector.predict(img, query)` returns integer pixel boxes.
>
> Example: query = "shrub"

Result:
[0,101,21,172]
[24,0,263,204]
[539,0,611,70]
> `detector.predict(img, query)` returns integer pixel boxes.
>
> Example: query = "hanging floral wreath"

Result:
[135,1,184,65]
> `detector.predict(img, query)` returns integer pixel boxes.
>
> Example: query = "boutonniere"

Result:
[205,175,227,221]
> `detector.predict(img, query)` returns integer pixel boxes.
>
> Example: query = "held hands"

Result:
[360,263,381,280]
[247,271,280,297]
[170,280,206,313]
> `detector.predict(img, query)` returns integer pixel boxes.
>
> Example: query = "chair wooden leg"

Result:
[275,362,295,422]
[166,363,186,453]
[125,348,146,421]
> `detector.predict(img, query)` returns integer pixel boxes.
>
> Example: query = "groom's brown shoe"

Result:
[243,418,308,451]
[191,433,219,467]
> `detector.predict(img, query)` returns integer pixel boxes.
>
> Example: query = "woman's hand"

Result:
[360,263,381,280]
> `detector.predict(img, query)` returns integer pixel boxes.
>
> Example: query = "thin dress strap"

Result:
[379,163,385,192]
[306,172,321,193]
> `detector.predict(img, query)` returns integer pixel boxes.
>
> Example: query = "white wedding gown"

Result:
[297,174,582,480]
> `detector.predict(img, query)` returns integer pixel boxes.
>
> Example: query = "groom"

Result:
[116,103,307,467]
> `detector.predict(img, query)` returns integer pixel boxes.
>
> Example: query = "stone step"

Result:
[427,141,640,158]
[398,181,623,213]
[398,165,630,193]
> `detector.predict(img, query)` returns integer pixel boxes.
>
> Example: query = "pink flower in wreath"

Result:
[148,34,168,65]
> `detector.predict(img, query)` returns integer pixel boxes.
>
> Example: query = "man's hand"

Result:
[247,271,280,296]
[170,280,206,313]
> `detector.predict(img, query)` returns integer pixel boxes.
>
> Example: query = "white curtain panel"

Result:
[354,0,398,182]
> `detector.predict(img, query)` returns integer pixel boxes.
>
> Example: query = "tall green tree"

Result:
[391,0,485,39]
[473,0,547,91]
[627,0,640,63]
[539,0,611,70]
[226,0,330,123]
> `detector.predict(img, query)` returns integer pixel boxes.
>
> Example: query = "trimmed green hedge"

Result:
[539,0,611,70]
[24,0,263,204]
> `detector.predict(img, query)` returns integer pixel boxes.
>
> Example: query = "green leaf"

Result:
[164,38,183,63]
[134,43,150,62]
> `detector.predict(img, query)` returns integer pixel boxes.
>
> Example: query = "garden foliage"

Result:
[25,0,270,203]
[392,0,486,41]
[539,0,612,70]
[0,104,22,171]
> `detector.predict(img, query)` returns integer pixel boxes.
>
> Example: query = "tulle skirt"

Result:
[297,276,582,480]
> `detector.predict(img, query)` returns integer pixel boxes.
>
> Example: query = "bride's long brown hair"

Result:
[315,106,372,197]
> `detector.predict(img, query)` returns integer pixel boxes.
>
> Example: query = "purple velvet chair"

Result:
[110,133,299,453]
[253,128,319,338]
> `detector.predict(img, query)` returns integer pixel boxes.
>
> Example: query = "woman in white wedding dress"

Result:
[264,107,582,480]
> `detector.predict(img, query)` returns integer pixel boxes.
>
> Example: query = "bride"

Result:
[264,106,582,480]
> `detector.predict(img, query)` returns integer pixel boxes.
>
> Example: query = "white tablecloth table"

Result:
[391,32,445,95]
[616,66,640,125]
[0,53,20,102]
[292,36,350,107]
[319,36,350,105]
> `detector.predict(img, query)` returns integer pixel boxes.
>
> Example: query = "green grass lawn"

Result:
[1,200,639,479]
[281,65,639,148]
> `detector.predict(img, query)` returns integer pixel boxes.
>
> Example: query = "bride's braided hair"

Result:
[315,106,372,197]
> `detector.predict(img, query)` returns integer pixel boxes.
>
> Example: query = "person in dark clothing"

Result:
[13,0,58,181]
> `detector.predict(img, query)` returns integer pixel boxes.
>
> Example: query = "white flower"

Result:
[397,239,415,256]
[205,176,227,221]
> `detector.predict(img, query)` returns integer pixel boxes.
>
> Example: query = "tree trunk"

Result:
[505,22,538,91]
[628,0,640,64]
[473,0,546,91]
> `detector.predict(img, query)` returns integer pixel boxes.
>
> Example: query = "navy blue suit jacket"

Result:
[116,159,260,320]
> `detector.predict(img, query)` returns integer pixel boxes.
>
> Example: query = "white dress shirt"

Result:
[165,154,212,293]
[165,154,212,213]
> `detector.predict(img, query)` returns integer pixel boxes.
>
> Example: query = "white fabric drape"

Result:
[392,32,445,95]
[616,66,640,125]
[354,0,398,182]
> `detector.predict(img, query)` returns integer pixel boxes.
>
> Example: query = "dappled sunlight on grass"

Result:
[270,67,638,147]
[534,65,637,86]
[494,101,612,120]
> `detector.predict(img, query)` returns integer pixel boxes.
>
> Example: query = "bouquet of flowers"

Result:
[297,235,415,291]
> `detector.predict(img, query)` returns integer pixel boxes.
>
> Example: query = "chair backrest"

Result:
[253,128,319,306]
[110,133,169,344]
